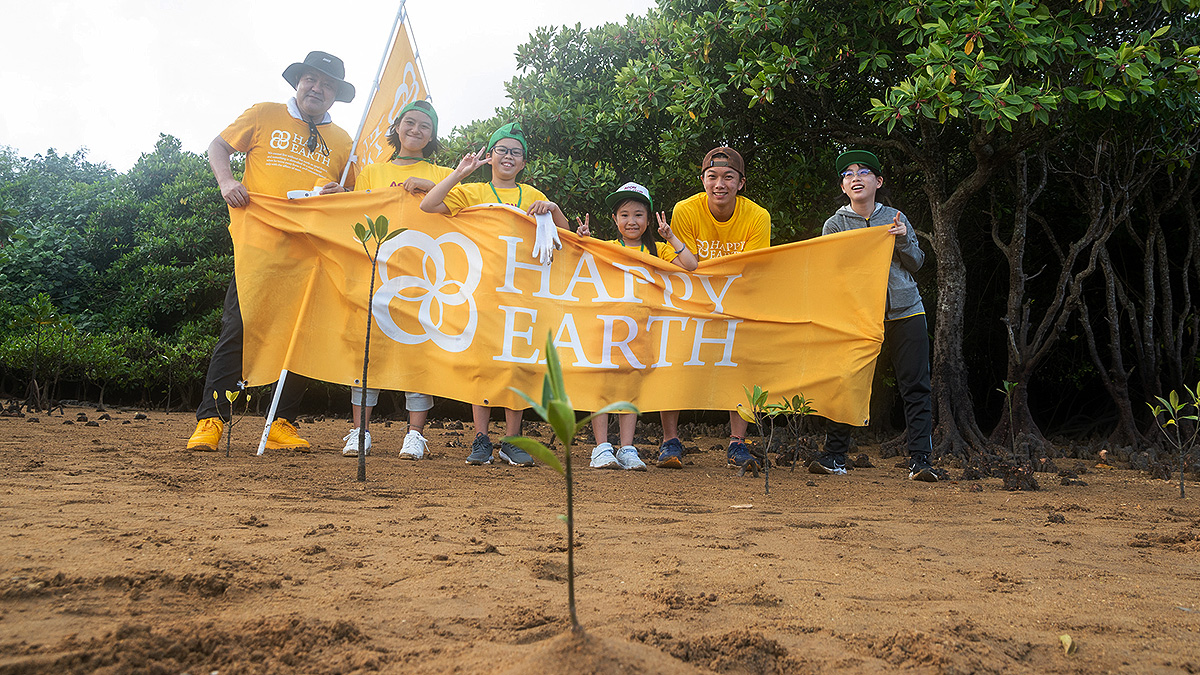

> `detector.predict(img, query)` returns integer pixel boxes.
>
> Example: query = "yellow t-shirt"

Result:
[220,102,353,197]
[605,239,678,264]
[443,182,548,216]
[356,160,452,191]
[670,193,771,261]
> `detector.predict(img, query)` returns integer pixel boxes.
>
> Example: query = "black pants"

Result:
[824,313,933,457]
[195,277,310,421]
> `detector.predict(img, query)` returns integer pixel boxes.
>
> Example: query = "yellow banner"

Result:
[231,190,893,425]
[353,19,426,171]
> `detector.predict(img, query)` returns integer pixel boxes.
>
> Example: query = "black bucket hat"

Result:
[283,51,355,103]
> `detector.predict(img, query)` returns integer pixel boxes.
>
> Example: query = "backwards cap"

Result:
[605,182,654,213]
[487,122,526,152]
[394,99,438,138]
[701,147,745,177]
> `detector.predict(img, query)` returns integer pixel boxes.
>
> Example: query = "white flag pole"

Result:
[339,0,408,187]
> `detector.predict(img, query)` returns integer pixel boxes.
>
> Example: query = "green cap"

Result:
[604,181,653,213]
[394,99,438,139]
[487,122,526,153]
[835,150,882,175]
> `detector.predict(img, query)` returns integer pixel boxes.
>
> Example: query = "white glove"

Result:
[531,211,561,266]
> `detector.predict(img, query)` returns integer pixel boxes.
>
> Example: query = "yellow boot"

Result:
[266,418,311,452]
[187,418,224,452]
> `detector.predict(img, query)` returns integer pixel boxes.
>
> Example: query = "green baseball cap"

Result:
[487,122,526,152]
[835,150,883,175]
[394,99,438,139]
[604,181,653,213]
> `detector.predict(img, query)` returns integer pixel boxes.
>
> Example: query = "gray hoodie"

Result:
[822,203,925,320]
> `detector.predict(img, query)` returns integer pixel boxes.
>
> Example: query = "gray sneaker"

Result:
[616,445,647,471]
[466,433,493,465]
[498,441,535,467]
[590,442,620,469]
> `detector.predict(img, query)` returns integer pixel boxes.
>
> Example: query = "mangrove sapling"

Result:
[212,384,251,457]
[503,334,636,631]
[738,386,816,493]
[999,380,1017,460]
[351,214,405,482]
[1148,383,1200,498]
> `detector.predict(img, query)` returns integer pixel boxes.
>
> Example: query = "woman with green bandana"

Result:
[343,99,449,461]
[420,122,568,467]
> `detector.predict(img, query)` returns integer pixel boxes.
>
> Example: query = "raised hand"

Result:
[575,214,591,237]
[887,213,907,236]
[656,212,674,240]
[454,147,490,176]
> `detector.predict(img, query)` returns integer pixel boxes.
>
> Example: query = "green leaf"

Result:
[508,386,548,422]
[547,400,577,447]
[576,401,639,429]
[544,333,567,401]
[502,436,563,475]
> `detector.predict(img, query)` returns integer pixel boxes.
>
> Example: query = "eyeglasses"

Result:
[491,146,524,159]
[841,168,874,179]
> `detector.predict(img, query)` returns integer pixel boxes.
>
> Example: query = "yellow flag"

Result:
[231,190,893,425]
[354,20,426,172]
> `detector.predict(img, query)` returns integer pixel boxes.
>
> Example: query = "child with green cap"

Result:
[574,181,698,470]
[342,99,450,461]
[420,121,568,466]
[812,149,936,482]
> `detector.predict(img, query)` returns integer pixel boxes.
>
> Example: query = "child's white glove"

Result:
[532,211,561,265]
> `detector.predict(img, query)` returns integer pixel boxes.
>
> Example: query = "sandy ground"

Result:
[0,405,1198,674]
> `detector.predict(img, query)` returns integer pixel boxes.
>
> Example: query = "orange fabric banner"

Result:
[353,19,426,172]
[230,190,893,425]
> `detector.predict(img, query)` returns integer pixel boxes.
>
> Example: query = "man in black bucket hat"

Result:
[186,51,356,454]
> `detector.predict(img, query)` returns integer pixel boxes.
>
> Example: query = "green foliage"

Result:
[1148,384,1200,498]
[740,385,816,485]
[504,334,637,628]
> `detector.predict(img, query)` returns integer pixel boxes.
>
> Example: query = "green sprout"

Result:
[998,380,1017,459]
[739,386,816,493]
[351,214,405,482]
[1147,383,1200,499]
[503,333,637,631]
[213,384,251,457]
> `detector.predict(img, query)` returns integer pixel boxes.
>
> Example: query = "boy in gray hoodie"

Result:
[811,150,937,482]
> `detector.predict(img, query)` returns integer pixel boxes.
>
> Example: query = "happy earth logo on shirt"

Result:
[371,230,482,352]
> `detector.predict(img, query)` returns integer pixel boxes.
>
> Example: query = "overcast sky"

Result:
[1,0,657,172]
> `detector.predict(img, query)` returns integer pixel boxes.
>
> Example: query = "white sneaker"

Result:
[399,429,427,460]
[590,442,620,469]
[616,445,647,471]
[342,429,371,456]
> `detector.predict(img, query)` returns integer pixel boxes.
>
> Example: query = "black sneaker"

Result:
[466,433,493,465]
[809,453,847,475]
[498,441,535,467]
[909,453,938,482]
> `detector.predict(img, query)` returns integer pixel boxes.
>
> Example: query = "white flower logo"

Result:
[372,230,482,352]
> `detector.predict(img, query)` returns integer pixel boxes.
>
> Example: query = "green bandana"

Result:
[487,122,527,153]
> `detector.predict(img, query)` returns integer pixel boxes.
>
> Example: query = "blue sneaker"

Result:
[727,441,759,470]
[656,438,684,469]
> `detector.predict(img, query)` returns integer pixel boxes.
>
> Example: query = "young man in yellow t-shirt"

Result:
[656,147,771,472]
[186,51,356,454]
